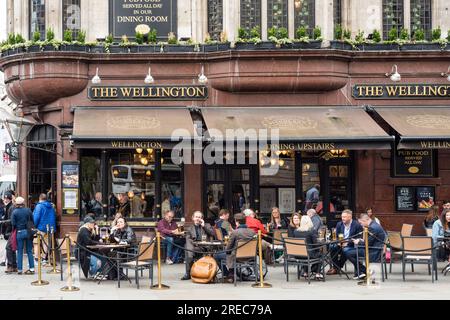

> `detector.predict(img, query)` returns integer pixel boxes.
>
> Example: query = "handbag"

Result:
[27,210,37,239]
[190,256,218,284]
[10,229,17,251]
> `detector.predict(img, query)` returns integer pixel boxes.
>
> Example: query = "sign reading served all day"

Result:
[352,84,450,99]
[393,149,434,177]
[88,85,208,101]
[109,0,177,38]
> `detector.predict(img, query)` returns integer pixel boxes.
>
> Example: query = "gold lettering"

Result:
[437,86,448,96]
[92,87,101,97]
[162,87,171,97]
[398,86,407,96]
[385,86,398,96]
[357,86,364,97]
[133,88,141,97]
[120,87,132,97]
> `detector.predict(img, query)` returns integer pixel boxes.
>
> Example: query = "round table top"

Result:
[87,243,129,249]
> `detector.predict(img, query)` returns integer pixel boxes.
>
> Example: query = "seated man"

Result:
[306,209,323,235]
[243,209,272,264]
[157,210,185,264]
[327,209,363,275]
[344,213,386,280]
[215,209,234,238]
[76,216,103,279]
[214,213,255,282]
[181,211,216,280]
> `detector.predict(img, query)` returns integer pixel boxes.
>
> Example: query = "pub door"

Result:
[204,164,258,221]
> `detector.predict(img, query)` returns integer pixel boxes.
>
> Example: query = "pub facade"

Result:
[1,0,450,235]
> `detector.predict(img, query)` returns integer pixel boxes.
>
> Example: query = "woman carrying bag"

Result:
[11,197,35,275]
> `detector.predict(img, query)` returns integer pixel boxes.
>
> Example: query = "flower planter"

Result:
[291,40,322,49]
[234,42,258,50]
[445,44,450,51]
[201,42,231,52]
[27,45,41,53]
[61,44,88,52]
[43,44,58,52]
[138,45,157,53]
[400,43,442,51]
[165,45,196,52]
[109,45,124,53]
[360,43,400,51]
[234,41,277,50]
[89,45,105,53]
[330,40,353,50]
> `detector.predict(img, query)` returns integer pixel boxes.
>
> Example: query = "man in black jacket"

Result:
[76,216,102,278]
[3,192,17,273]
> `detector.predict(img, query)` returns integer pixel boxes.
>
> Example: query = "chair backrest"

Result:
[402,236,433,255]
[281,231,288,240]
[236,239,257,259]
[425,228,432,237]
[273,229,286,246]
[215,228,224,241]
[284,238,308,257]
[387,231,402,250]
[141,235,152,244]
[401,224,413,237]
[138,241,155,261]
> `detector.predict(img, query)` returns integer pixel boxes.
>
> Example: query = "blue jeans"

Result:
[16,229,34,272]
[214,252,228,276]
[89,255,103,276]
[164,236,182,262]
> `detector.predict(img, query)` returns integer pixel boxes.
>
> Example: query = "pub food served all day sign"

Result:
[109,0,177,38]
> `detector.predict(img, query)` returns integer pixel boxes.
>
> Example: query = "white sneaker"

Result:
[165,258,174,265]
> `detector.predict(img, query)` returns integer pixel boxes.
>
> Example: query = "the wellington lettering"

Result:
[111,141,162,149]
[419,141,450,149]
[88,86,208,101]
[353,84,450,99]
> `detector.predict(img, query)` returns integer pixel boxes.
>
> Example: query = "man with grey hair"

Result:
[181,210,215,280]
[244,208,273,264]
[307,209,323,234]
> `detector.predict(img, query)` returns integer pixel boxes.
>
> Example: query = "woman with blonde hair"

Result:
[293,215,323,280]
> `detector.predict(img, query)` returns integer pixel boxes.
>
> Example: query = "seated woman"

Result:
[292,215,323,281]
[110,217,137,245]
[424,206,439,230]
[268,207,289,231]
[76,216,103,279]
[432,210,450,263]
[366,207,381,226]
[111,212,123,228]
[287,213,301,238]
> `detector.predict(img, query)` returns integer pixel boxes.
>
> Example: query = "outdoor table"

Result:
[87,243,131,284]
[317,238,351,280]
[193,240,225,252]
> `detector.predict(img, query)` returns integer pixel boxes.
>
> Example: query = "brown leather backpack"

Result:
[190,256,218,284]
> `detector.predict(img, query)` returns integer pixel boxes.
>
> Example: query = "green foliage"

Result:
[250,26,260,39]
[372,29,381,43]
[268,26,288,40]
[33,30,41,42]
[63,29,73,42]
[431,27,441,41]
[238,27,248,39]
[77,30,86,43]
[355,30,365,43]
[313,26,321,40]
[447,30,450,42]
[295,25,308,39]
[400,28,409,40]
[135,31,144,44]
[148,28,157,43]
[334,24,342,40]
[167,32,177,44]
[7,33,16,45]
[15,34,25,44]
[413,28,425,41]
[106,33,114,44]
[46,27,55,41]
[388,27,398,41]
[343,29,351,40]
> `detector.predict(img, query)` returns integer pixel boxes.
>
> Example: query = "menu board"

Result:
[416,186,435,212]
[395,186,415,211]
[393,149,434,177]
[61,161,80,215]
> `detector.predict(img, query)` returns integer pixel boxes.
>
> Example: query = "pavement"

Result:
[1,252,450,300]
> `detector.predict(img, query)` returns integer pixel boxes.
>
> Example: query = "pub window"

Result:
[240,0,262,33]
[207,0,223,41]
[410,0,432,40]
[30,0,46,40]
[267,0,288,30]
[62,0,81,39]
[294,0,315,37]
[80,150,101,218]
[161,150,183,219]
[333,0,342,28]
[382,0,404,40]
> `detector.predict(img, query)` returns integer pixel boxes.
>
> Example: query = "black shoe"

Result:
[0,262,5,267]
[180,274,191,280]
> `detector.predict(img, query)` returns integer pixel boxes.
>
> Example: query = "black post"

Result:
[101,149,108,219]
[155,149,162,219]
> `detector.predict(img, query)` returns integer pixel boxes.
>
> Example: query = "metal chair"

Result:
[221,239,258,287]
[401,224,414,237]
[272,229,286,266]
[401,236,437,283]
[387,231,403,273]
[283,237,324,284]
[355,243,388,282]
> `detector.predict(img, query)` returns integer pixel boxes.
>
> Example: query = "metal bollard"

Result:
[61,235,79,292]
[252,230,272,288]
[48,227,61,274]
[31,233,49,286]
[151,231,170,290]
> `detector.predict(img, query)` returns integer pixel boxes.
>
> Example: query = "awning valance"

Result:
[72,107,195,148]
[200,107,393,150]
[373,106,450,149]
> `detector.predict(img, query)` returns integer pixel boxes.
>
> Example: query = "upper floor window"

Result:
[383,0,404,40]
[62,0,81,39]
[30,0,46,40]
[410,0,432,40]
[333,0,342,27]
[267,0,288,30]
[208,0,223,41]
[240,0,261,33]
[294,0,315,36]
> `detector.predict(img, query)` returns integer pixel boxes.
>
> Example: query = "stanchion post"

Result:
[252,230,272,288]
[48,227,61,274]
[364,227,371,285]
[151,231,170,290]
[61,235,79,292]
[31,233,49,286]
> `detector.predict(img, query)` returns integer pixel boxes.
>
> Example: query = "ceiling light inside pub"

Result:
[136,148,143,154]
[91,67,101,84]
[144,67,154,84]
[198,65,208,84]
[386,64,401,82]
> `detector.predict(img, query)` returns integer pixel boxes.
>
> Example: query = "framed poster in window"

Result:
[61,161,80,215]
[416,186,435,212]
[278,188,295,214]
[260,188,276,214]
[395,186,415,211]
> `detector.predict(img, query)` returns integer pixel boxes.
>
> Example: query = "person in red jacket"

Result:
[243,209,272,264]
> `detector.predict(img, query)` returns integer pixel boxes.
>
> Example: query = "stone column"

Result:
[224,0,239,43]
[316,0,334,44]
[262,0,267,41]
[404,0,411,34]
[178,0,192,39]
[47,0,62,39]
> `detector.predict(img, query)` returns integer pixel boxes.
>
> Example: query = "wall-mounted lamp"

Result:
[385,64,401,82]
[198,64,208,84]
[144,66,154,84]
[441,66,450,82]
[91,67,101,84]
